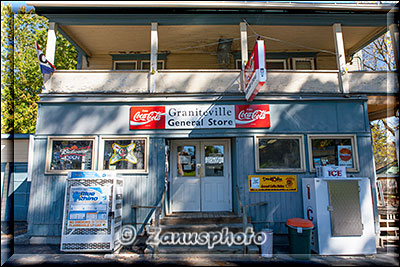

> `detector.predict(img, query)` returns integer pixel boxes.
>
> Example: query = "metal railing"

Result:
[235,185,268,254]
[131,181,167,237]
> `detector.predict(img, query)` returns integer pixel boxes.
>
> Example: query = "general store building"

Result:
[26,1,399,251]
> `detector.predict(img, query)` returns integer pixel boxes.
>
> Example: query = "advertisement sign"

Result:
[248,175,297,192]
[130,104,270,130]
[337,145,353,167]
[243,40,266,101]
[130,106,165,130]
[316,166,347,178]
[67,186,111,229]
[235,105,270,128]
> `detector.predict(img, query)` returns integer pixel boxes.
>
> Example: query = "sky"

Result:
[2,1,33,12]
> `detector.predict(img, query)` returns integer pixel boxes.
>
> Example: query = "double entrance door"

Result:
[171,139,232,212]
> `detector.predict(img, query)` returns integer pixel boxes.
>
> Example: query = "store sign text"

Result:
[130,105,270,130]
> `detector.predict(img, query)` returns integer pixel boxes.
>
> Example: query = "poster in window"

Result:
[338,145,353,167]
[50,140,93,171]
[103,139,146,171]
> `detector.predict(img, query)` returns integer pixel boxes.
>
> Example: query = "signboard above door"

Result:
[244,40,266,101]
[130,104,270,130]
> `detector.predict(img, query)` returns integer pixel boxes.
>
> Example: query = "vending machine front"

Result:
[61,171,123,252]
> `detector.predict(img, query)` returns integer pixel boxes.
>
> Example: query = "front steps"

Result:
[145,212,260,255]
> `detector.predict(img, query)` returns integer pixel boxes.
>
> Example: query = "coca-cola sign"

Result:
[235,105,270,128]
[130,106,165,130]
[243,40,266,101]
[130,104,270,129]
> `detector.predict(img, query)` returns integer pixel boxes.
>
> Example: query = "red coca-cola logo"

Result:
[237,109,268,121]
[339,148,352,161]
[130,106,165,129]
[235,105,270,128]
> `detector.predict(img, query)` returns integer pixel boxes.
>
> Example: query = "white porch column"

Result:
[389,24,399,70]
[240,22,248,92]
[333,23,348,94]
[46,22,57,65]
[149,22,158,93]
[240,22,248,68]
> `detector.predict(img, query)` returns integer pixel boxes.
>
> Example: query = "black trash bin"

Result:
[286,218,314,260]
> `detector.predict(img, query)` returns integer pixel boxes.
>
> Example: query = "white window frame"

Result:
[99,136,149,174]
[266,59,287,70]
[292,57,315,70]
[45,136,98,175]
[140,60,165,70]
[113,60,138,70]
[307,134,359,172]
[255,135,306,173]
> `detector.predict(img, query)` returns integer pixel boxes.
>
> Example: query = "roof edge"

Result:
[26,1,397,12]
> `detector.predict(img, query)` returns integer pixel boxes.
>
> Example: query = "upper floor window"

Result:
[141,60,165,70]
[113,60,165,70]
[114,61,137,70]
[266,59,287,70]
[292,58,315,70]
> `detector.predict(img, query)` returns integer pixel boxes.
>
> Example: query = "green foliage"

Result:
[370,119,398,170]
[1,3,77,134]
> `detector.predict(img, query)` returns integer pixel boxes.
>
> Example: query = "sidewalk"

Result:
[2,237,398,266]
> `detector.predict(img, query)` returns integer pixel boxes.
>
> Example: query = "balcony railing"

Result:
[44,70,399,95]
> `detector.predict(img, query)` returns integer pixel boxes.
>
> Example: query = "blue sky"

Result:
[2,1,34,12]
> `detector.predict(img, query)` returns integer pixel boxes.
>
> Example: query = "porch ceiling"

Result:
[60,25,385,57]
[367,96,399,121]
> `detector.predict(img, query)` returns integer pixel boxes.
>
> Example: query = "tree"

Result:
[1,4,77,134]
[362,31,399,170]
[362,32,396,71]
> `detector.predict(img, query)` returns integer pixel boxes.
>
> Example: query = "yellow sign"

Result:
[248,175,297,192]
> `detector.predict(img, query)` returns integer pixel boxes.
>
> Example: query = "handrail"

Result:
[132,181,167,236]
[235,185,268,254]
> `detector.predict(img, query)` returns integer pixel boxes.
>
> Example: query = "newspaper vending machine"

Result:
[61,171,123,252]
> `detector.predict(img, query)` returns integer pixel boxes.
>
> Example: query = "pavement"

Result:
[1,236,398,266]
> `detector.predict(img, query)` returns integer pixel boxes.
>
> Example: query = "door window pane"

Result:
[258,138,301,170]
[204,145,224,176]
[177,146,196,177]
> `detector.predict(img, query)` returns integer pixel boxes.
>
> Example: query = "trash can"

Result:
[260,228,273,258]
[286,218,314,260]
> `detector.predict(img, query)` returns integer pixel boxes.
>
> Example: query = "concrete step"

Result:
[147,244,260,255]
[160,215,249,225]
[158,223,251,234]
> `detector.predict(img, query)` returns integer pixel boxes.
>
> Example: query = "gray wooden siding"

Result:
[36,101,367,135]
[28,99,377,236]
[27,137,165,236]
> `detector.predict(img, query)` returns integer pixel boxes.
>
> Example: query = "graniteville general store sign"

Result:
[130,104,270,130]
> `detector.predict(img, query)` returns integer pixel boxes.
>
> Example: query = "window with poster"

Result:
[99,136,148,173]
[45,136,97,174]
[308,135,359,172]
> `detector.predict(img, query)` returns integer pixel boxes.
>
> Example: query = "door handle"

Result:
[196,164,202,177]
